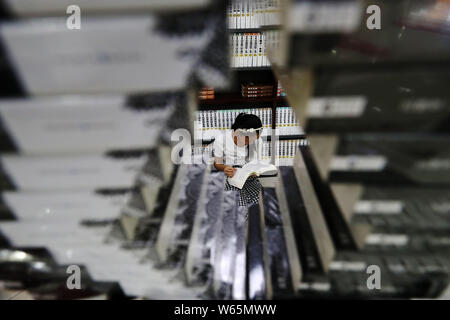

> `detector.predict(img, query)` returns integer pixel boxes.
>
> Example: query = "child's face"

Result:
[233,131,260,147]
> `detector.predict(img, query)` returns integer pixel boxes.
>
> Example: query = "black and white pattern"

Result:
[225,175,261,207]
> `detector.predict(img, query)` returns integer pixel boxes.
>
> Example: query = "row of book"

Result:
[228,0,281,29]
[241,83,273,98]
[195,108,272,140]
[275,107,303,136]
[198,87,215,100]
[0,8,228,96]
[195,107,303,140]
[230,33,270,68]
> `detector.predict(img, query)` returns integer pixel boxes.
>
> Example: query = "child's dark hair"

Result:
[231,113,262,131]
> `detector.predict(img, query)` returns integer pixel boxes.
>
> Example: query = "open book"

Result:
[228,161,278,189]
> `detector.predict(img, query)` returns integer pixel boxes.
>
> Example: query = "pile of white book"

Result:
[230,33,271,68]
[228,0,281,29]
[195,108,272,140]
[275,107,304,136]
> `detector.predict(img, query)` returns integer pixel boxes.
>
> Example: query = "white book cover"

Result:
[275,0,281,25]
[202,110,207,138]
[285,108,290,135]
[215,110,220,137]
[256,0,262,27]
[228,160,278,189]
[0,16,213,95]
[249,0,254,28]
[255,0,260,28]
[249,34,253,67]
[257,108,261,125]
[270,0,276,25]
[3,190,128,221]
[247,0,251,29]
[1,153,148,191]
[230,34,234,67]
[233,34,239,68]
[237,1,242,29]
[242,33,246,67]
[208,110,213,139]
[194,112,202,140]
[243,0,248,29]
[225,111,229,129]
[222,110,226,131]
[262,34,267,66]
[276,108,280,131]
[210,110,215,138]
[285,108,289,135]
[279,107,284,135]
[201,111,206,137]
[228,3,232,28]
[204,110,210,139]
[263,0,268,26]
[256,33,262,67]
[223,111,227,130]
[211,110,216,138]
[243,1,247,29]
[4,0,210,16]
[243,33,249,67]
[279,140,283,166]
[247,34,252,67]
[230,110,234,129]
[239,34,243,67]
[251,33,257,67]
[233,2,239,29]
[0,96,172,155]
[237,33,242,67]
[289,108,294,135]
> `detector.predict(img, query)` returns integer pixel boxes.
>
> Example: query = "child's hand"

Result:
[224,166,236,178]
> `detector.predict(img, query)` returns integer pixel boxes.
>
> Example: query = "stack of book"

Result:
[241,83,273,98]
[198,87,215,100]
[195,108,272,140]
[230,32,270,68]
[275,107,304,136]
[228,0,281,29]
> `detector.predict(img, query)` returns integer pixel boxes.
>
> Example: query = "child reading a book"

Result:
[213,113,265,207]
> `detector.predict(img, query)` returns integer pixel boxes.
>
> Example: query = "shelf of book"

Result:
[199,134,305,145]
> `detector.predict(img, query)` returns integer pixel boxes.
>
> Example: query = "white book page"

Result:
[228,161,277,189]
